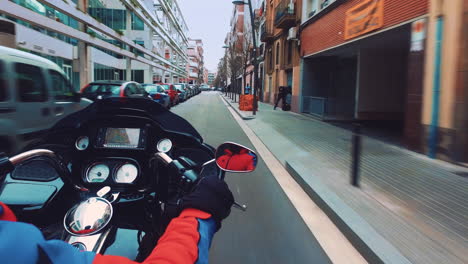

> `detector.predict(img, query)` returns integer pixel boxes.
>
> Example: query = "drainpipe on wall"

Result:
[428,15,444,158]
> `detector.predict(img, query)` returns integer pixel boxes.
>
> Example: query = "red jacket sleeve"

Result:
[0,202,17,222]
[93,209,216,264]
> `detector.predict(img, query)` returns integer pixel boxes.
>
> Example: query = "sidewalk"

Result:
[221,95,468,264]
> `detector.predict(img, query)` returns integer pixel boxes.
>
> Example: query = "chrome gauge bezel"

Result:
[75,136,90,151]
[157,138,173,153]
[113,163,139,184]
[85,163,110,183]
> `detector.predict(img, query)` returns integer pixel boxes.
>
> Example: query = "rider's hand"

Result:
[180,176,234,229]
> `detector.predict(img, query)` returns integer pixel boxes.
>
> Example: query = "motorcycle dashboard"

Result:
[65,116,202,194]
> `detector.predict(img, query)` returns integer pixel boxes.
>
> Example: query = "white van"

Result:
[0,46,91,155]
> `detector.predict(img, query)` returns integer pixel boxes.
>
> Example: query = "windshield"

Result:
[52,97,202,142]
[160,84,170,90]
[143,85,160,94]
[83,84,121,95]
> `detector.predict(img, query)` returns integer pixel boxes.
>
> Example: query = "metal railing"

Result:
[260,20,273,41]
[275,0,295,25]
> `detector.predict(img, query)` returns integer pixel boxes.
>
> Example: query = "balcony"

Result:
[274,0,296,29]
[260,21,273,42]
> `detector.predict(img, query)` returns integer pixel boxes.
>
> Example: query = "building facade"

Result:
[0,0,189,89]
[225,0,265,97]
[185,38,205,84]
[207,72,216,86]
[299,0,468,163]
[261,0,302,111]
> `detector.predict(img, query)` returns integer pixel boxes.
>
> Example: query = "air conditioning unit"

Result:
[287,27,297,40]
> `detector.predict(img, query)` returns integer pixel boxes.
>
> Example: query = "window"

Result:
[125,83,146,96]
[268,48,273,71]
[157,86,166,93]
[88,8,126,30]
[49,70,74,101]
[0,62,7,102]
[131,70,144,83]
[307,0,336,18]
[83,84,121,96]
[131,12,144,31]
[125,84,136,96]
[275,43,280,65]
[286,41,293,65]
[143,85,163,94]
[15,63,47,102]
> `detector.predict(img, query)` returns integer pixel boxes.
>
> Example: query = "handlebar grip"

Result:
[0,153,14,177]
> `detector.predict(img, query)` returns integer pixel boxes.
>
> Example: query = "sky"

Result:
[177,0,233,72]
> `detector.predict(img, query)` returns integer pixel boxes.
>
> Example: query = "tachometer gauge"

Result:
[86,163,110,183]
[75,136,89,151]
[157,139,173,153]
[114,163,138,184]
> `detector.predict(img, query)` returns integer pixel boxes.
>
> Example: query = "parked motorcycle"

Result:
[0,97,257,260]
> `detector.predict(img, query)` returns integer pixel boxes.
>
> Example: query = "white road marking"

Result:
[223,97,367,264]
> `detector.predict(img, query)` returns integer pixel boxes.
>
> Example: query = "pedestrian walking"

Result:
[274,86,286,110]
[283,86,292,111]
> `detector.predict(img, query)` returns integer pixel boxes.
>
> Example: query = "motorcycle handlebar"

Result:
[10,149,58,166]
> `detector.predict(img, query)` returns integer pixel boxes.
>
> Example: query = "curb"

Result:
[220,95,255,120]
[286,161,412,264]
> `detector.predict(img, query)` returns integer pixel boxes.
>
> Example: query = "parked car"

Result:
[200,85,211,91]
[0,46,91,155]
[81,81,149,101]
[173,84,188,102]
[159,83,179,105]
[175,83,191,98]
[141,83,171,109]
[188,85,199,96]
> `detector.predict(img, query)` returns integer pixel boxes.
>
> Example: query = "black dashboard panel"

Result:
[64,115,205,194]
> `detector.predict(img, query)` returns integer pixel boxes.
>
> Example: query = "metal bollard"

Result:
[350,123,362,187]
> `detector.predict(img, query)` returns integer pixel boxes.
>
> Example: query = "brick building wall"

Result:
[301,0,428,56]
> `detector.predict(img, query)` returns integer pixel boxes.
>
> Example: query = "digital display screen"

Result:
[103,128,141,149]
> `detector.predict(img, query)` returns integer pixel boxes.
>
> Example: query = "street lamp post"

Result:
[233,0,259,115]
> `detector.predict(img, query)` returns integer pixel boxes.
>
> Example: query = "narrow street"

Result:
[173,92,332,263]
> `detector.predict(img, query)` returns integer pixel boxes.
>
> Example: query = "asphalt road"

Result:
[172,92,331,264]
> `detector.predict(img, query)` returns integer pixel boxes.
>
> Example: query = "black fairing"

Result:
[49,97,203,143]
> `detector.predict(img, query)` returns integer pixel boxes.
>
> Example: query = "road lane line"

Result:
[223,97,367,264]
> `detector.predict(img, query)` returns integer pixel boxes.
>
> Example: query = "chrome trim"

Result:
[63,197,113,237]
[157,138,173,153]
[97,186,111,198]
[85,162,110,183]
[10,149,56,165]
[202,159,215,167]
[75,136,89,151]
[154,152,173,165]
[66,228,113,253]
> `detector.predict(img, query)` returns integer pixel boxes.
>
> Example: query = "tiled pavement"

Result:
[222,95,468,264]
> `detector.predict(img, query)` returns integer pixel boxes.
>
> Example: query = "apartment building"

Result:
[225,0,264,96]
[260,0,302,111]
[299,0,468,162]
[208,72,216,86]
[185,38,205,84]
[0,0,189,88]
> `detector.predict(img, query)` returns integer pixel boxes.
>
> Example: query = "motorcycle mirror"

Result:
[215,142,258,173]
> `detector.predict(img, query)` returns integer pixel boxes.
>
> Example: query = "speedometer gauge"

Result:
[86,163,110,183]
[114,163,138,184]
[157,139,173,153]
